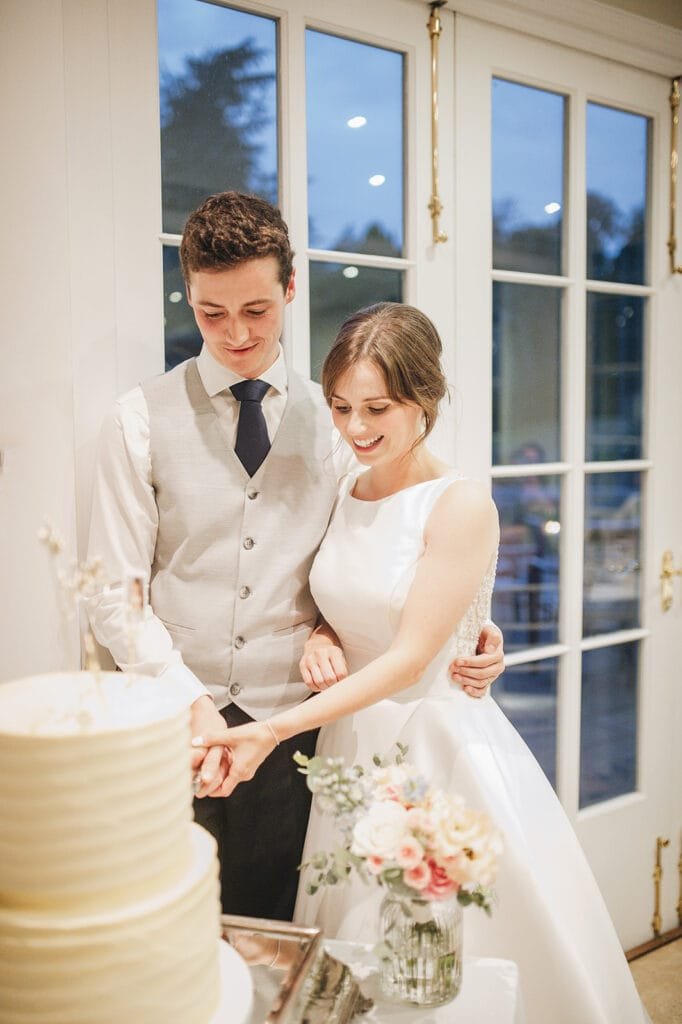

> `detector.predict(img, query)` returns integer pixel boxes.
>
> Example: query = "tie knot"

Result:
[230,379,270,405]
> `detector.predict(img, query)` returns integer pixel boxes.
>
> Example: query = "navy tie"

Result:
[230,379,271,476]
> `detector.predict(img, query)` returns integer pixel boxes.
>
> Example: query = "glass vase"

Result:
[378,888,463,1006]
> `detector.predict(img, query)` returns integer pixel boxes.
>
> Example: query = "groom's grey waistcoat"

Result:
[142,357,339,719]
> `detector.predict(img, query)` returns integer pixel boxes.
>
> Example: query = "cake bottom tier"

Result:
[0,824,222,1024]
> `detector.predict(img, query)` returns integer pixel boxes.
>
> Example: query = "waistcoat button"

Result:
[239,586,251,599]
[243,537,255,549]
[229,683,242,696]
[247,489,259,500]
[234,635,245,649]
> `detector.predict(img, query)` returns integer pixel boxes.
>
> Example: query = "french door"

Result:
[452,16,681,947]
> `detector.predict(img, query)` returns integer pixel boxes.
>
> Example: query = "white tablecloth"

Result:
[325,940,526,1023]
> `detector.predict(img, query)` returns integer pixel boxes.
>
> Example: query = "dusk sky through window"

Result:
[158,1,645,253]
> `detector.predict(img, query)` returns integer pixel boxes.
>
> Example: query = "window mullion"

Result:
[279,5,311,377]
[557,87,587,818]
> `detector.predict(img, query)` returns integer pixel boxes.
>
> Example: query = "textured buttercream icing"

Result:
[0,673,192,910]
[0,672,225,1024]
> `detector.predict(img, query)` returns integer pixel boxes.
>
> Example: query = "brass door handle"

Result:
[660,550,682,611]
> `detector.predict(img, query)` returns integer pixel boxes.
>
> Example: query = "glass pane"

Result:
[306,31,403,257]
[163,246,202,370]
[492,476,561,652]
[494,658,558,789]
[583,472,641,637]
[586,294,644,461]
[580,642,638,808]
[309,262,403,381]
[158,0,278,235]
[587,103,649,285]
[493,283,561,465]
[492,79,565,275]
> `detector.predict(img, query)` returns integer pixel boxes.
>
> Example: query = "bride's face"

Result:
[330,359,423,465]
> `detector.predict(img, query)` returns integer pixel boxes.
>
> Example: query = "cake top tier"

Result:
[0,671,187,738]
[0,671,194,912]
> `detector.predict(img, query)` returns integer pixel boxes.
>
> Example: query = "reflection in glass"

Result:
[494,658,558,789]
[493,283,561,465]
[587,103,649,285]
[309,263,403,381]
[580,643,638,808]
[158,0,278,235]
[583,473,641,637]
[492,476,560,652]
[492,79,565,275]
[306,31,403,257]
[586,294,644,461]
[163,246,201,370]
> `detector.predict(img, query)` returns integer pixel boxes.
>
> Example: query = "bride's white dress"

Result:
[294,473,647,1024]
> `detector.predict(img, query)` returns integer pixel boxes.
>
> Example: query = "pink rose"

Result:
[383,785,402,802]
[403,862,430,890]
[395,836,424,870]
[367,855,384,875]
[422,859,458,900]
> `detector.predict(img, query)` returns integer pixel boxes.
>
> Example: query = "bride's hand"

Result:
[300,625,348,692]
[192,722,278,797]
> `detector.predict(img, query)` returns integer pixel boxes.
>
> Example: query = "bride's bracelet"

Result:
[264,719,280,747]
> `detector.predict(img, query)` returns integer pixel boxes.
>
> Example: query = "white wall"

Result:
[597,0,682,29]
[0,0,163,683]
[1,3,80,679]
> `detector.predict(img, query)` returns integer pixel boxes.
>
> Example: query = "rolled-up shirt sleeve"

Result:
[86,387,209,705]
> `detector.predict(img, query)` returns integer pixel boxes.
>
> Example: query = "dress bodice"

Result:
[309,473,496,701]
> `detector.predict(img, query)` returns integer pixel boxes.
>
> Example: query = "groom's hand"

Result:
[300,642,348,691]
[449,623,505,699]
[300,622,348,692]
[190,695,230,797]
[193,722,278,798]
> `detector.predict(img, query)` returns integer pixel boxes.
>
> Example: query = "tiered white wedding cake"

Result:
[0,671,237,1024]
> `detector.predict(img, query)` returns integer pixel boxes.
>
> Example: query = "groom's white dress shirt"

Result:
[87,344,351,707]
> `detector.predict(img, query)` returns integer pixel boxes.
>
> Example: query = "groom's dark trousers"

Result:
[193,702,319,921]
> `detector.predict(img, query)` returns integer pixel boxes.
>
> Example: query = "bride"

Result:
[195,302,648,1023]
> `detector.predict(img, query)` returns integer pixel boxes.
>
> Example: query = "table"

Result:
[325,940,526,1023]
[221,915,525,1023]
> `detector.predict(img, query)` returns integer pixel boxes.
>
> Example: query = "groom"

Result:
[87,191,505,921]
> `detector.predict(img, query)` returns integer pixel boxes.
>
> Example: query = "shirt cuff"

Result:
[159,661,210,705]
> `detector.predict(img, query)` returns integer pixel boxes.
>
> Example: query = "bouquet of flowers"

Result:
[294,745,502,914]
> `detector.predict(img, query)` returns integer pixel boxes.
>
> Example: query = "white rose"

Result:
[351,800,410,860]
[434,805,492,861]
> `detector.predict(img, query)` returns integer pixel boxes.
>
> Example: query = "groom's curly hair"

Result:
[322,303,448,444]
[179,191,294,288]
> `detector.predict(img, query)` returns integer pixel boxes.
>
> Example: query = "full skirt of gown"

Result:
[294,474,647,1024]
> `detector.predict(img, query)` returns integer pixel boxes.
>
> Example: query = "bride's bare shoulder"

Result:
[427,477,498,541]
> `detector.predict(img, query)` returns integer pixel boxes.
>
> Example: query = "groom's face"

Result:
[187,256,296,379]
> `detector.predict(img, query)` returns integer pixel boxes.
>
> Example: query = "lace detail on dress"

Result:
[447,553,498,661]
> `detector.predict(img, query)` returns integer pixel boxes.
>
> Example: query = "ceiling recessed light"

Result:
[169,291,183,303]
[342,266,359,279]
[347,116,367,129]
[544,202,561,214]
[368,174,386,187]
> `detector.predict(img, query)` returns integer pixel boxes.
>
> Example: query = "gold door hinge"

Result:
[660,550,682,612]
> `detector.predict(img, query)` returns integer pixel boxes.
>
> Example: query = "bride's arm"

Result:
[195,480,498,795]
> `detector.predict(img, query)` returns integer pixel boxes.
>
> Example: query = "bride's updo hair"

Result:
[322,302,448,442]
